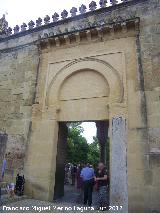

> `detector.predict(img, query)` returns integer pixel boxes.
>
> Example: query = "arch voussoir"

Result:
[46,57,123,106]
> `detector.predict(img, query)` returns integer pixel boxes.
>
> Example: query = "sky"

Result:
[81,122,97,144]
[0,0,103,28]
[0,0,122,28]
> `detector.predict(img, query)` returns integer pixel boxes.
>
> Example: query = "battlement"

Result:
[0,0,147,42]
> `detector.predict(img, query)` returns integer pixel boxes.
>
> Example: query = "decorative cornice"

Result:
[0,0,147,42]
[38,18,140,49]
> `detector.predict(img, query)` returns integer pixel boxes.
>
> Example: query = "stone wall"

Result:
[0,0,160,212]
[0,45,39,178]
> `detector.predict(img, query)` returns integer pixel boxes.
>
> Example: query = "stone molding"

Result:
[46,57,124,106]
[38,18,139,49]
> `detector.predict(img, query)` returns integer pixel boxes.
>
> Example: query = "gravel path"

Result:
[0,185,102,213]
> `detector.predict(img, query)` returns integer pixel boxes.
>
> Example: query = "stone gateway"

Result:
[0,0,160,212]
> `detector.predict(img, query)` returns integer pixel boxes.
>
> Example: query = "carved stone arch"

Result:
[58,68,110,101]
[46,57,123,106]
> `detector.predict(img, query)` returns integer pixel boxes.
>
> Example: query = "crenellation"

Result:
[0,15,8,36]
[28,20,35,30]
[44,15,50,25]
[89,1,97,11]
[21,23,27,32]
[110,0,119,5]
[52,12,59,22]
[6,27,12,36]
[70,7,78,17]
[99,0,108,8]
[0,0,135,40]
[0,0,160,211]
[79,4,87,14]
[13,25,19,34]
[61,10,68,20]
[36,17,42,27]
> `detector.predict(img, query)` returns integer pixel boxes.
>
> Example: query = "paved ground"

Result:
[0,185,103,213]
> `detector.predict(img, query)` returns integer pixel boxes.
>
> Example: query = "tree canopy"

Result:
[66,123,100,166]
[87,136,100,167]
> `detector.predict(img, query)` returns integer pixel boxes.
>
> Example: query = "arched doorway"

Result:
[24,57,127,211]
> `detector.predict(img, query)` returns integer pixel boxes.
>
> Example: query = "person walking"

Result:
[71,164,77,186]
[1,154,7,179]
[64,164,69,185]
[76,164,83,190]
[80,163,95,206]
[95,162,109,211]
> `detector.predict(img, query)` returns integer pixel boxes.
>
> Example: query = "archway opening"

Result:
[53,121,110,207]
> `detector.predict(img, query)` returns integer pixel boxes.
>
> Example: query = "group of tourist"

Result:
[0,154,25,200]
[65,162,109,211]
[1,157,108,210]
[0,173,25,200]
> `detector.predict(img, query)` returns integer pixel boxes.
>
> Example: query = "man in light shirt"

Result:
[80,163,95,206]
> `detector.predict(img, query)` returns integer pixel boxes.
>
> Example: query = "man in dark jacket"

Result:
[95,162,109,210]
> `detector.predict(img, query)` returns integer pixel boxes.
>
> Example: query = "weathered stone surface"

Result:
[110,117,128,213]
[0,0,160,212]
[0,45,39,180]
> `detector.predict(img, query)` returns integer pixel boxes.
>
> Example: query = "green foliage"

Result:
[66,123,89,164]
[66,123,100,165]
[66,123,110,168]
[87,136,100,167]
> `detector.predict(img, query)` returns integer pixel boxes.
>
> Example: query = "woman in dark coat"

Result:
[76,164,83,190]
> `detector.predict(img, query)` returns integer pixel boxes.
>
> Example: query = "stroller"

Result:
[15,174,25,196]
